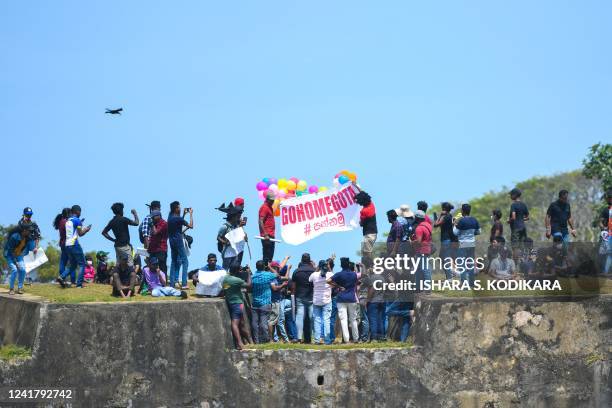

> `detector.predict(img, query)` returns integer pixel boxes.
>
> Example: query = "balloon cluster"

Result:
[255,170,358,216]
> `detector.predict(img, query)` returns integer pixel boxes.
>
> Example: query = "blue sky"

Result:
[1,1,610,267]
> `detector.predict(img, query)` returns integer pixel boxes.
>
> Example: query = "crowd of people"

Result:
[2,186,611,348]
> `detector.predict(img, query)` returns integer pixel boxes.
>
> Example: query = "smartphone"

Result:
[243,216,248,224]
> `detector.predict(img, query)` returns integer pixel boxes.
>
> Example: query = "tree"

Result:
[583,142,612,192]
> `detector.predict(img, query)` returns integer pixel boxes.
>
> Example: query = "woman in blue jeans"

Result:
[167,202,193,289]
[3,227,35,295]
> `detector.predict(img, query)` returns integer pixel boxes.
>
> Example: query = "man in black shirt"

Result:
[102,202,139,267]
[546,190,576,244]
[434,202,457,280]
[111,254,138,297]
[290,253,316,343]
[508,188,529,261]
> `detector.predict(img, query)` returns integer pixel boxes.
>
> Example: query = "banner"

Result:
[280,183,361,245]
[24,249,48,273]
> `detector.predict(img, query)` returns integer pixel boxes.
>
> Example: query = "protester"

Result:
[95,251,111,284]
[508,188,529,260]
[200,253,224,272]
[147,210,168,274]
[143,257,188,298]
[268,258,290,343]
[488,246,517,280]
[223,264,253,350]
[102,203,139,267]
[309,259,334,345]
[83,255,96,283]
[18,207,41,251]
[217,203,246,270]
[386,210,403,257]
[434,202,457,280]
[258,192,276,263]
[490,209,504,243]
[57,205,92,288]
[546,190,576,244]
[417,201,432,225]
[111,254,138,298]
[291,253,316,343]
[355,191,377,268]
[53,208,72,284]
[328,258,360,343]
[412,210,433,291]
[250,260,281,343]
[168,201,194,289]
[3,226,35,295]
[365,270,386,341]
[139,200,161,249]
[395,204,415,242]
[453,204,481,287]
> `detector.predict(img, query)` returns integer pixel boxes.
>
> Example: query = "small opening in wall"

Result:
[317,374,324,386]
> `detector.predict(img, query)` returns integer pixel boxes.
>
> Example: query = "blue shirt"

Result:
[167,214,189,247]
[201,264,224,272]
[271,278,283,303]
[331,269,358,303]
[251,270,277,307]
[453,216,481,248]
[3,232,32,261]
[65,216,82,247]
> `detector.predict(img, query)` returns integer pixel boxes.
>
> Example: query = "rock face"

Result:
[0,294,610,407]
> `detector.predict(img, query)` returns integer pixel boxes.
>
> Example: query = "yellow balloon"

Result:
[278,178,288,189]
[297,180,307,191]
[287,180,297,191]
[340,169,351,177]
[319,186,328,192]
[348,172,357,182]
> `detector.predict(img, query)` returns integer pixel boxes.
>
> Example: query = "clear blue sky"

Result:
[1,1,610,267]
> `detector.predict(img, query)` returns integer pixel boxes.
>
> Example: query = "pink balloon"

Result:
[256,181,268,191]
[289,177,299,184]
[257,190,265,200]
[308,185,319,194]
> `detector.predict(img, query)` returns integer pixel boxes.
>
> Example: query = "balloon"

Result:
[289,177,299,184]
[273,198,280,209]
[296,190,304,197]
[256,181,268,191]
[297,180,307,191]
[348,172,357,182]
[269,178,278,186]
[335,173,342,179]
[319,186,328,192]
[278,178,288,189]
[262,177,270,185]
[257,190,265,201]
[274,207,280,217]
[338,175,350,184]
[333,178,340,188]
[286,180,297,191]
[308,185,318,194]
[278,188,287,198]
[340,170,351,177]
[268,183,278,192]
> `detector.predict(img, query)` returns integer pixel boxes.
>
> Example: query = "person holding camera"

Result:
[309,258,335,345]
[167,201,193,289]
[102,202,139,267]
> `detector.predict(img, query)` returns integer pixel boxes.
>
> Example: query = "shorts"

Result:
[229,303,244,320]
[361,234,377,254]
[511,229,527,246]
[269,302,281,325]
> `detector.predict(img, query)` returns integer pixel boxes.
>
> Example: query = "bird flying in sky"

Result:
[105,108,123,115]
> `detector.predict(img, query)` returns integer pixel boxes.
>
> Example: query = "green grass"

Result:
[0,344,31,361]
[430,276,612,298]
[1,283,197,304]
[244,340,412,351]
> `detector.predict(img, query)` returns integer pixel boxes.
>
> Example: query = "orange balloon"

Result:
[348,172,357,182]
[274,207,280,217]
[340,169,351,177]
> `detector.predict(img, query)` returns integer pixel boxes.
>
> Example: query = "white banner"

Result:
[24,249,48,273]
[280,183,361,245]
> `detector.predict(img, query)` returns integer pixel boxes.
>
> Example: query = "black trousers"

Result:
[262,239,275,263]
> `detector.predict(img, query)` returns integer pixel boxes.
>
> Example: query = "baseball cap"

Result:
[269,260,280,268]
[414,209,426,219]
[234,197,245,207]
[148,256,159,265]
[96,250,109,259]
[146,200,161,209]
[23,207,33,216]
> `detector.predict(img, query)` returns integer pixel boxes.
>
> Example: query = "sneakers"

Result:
[180,290,188,299]
[56,277,66,288]
[8,290,15,295]
[16,289,24,295]
[181,285,189,290]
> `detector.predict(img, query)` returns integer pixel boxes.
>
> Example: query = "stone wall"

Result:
[0,293,610,407]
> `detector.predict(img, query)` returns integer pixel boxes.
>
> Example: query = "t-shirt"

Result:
[143,266,165,290]
[271,277,284,303]
[65,216,82,247]
[364,274,385,303]
[58,218,67,247]
[167,214,189,247]
[489,257,516,279]
[387,220,403,243]
[218,222,237,257]
[84,265,95,280]
[547,200,571,234]
[291,264,315,301]
[258,202,275,237]
[113,265,135,284]
[439,214,457,242]
[148,219,168,253]
[223,275,246,304]
[331,269,358,303]
[360,202,378,235]
[510,201,529,231]
[104,216,133,247]
[490,220,503,242]
[309,272,333,306]
[251,270,277,307]
[453,216,481,248]
[414,221,432,255]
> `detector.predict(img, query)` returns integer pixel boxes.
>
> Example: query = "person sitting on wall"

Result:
[143,256,187,298]
[488,245,518,280]
[111,253,138,298]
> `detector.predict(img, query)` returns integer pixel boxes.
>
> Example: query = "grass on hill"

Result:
[244,340,412,351]
[0,344,31,361]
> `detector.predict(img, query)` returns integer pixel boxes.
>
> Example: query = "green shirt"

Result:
[223,275,246,304]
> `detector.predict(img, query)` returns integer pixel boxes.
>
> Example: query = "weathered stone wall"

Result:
[0,294,610,407]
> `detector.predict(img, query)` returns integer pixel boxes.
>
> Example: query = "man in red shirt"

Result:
[413,210,433,291]
[355,191,377,268]
[259,192,276,263]
[148,210,169,274]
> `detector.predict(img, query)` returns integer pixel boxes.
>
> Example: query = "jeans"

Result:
[604,238,612,274]
[262,239,275,263]
[440,240,455,280]
[7,258,26,290]
[271,301,289,342]
[295,298,313,342]
[386,301,412,342]
[251,304,272,343]
[312,302,332,344]
[458,246,476,288]
[326,297,338,343]
[415,255,431,291]
[63,244,85,287]
[358,304,370,342]
[367,302,386,340]
[151,286,182,297]
[170,243,189,287]
[58,245,74,283]
[281,299,297,340]
[222,251,243,270]
[338,302,359,342]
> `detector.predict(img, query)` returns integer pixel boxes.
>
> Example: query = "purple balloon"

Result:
[256,181,268,191]
[308,185,319,193]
